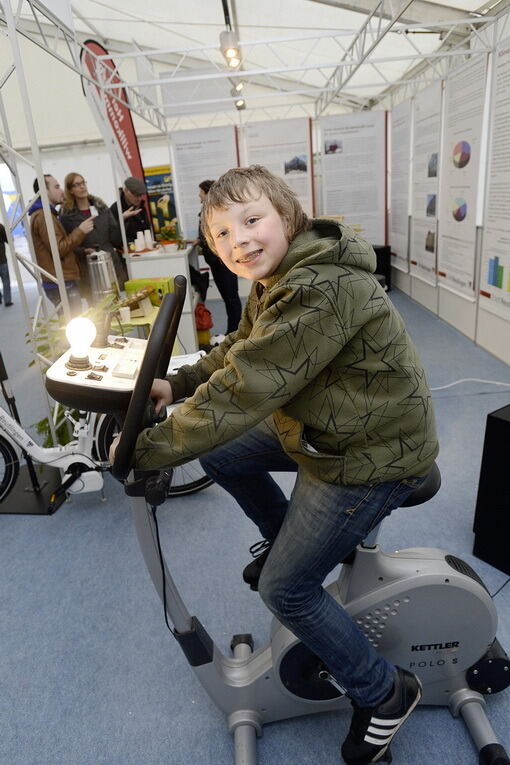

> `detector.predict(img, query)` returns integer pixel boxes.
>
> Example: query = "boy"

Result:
[124,166,439,764]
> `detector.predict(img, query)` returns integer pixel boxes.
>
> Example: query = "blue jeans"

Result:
[200,419,425,706]
[204,253,242,334]
[0,262,12,304]
[43,282,82,315]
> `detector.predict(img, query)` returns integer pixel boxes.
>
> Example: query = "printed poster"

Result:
[479,38,510,320]
[390,101,412,272]
[437,56,487,297]
[320,111,386,245]
[244,118,314,216]
[410,80,442,285]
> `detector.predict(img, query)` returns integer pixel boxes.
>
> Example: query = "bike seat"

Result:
[400,462,441,507]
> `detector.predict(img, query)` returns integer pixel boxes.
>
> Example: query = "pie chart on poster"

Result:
[452,198,467,222]
[453,141,471,168]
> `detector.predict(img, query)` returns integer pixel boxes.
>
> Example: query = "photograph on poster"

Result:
[324,138,343,154]
[425,231,435,253]
[428,153,438,177]
[284,155,307,174]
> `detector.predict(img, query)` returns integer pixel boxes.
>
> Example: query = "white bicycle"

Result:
[0,351,213,509]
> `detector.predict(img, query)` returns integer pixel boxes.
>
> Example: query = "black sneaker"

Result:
[341,667,422,764]
[242,539,273,591]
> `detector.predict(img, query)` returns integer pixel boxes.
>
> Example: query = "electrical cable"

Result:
[431,378,510,391]
[491,577,510,599]
[150,504,174,636]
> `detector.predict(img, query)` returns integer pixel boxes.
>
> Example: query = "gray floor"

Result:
[1,282,510,765]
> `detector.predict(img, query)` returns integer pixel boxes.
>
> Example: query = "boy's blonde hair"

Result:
[201,165,309,252]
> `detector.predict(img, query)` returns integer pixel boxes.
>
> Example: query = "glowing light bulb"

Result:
[229,56,240,68]
[65,317,97,361]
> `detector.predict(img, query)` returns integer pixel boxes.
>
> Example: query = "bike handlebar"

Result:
[111,276,187,480]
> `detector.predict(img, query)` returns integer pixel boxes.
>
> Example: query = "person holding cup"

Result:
[60,173,139,297]
[110,176,151,245]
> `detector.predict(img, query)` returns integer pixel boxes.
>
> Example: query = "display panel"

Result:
[243,118,314,216]
[410,80,442,285]
[479,37,510,320]
[390,101,412,272]
[170,126,239,240]
[320,111,386,245]
[437,56,488,297]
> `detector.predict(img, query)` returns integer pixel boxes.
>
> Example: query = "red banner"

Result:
[80,39,145,183]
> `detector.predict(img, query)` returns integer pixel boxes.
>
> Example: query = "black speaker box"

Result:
[472,404,510,575]
[372,245,392,291]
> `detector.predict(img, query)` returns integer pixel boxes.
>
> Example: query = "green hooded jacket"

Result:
[135,219,438,484]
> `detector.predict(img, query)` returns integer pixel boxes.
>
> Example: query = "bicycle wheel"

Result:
[94,413,213,497]
[0,435,20,503]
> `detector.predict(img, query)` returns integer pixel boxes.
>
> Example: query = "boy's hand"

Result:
[151,378,174,414]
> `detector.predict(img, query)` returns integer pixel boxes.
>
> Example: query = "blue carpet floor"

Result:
[0,283,509,765]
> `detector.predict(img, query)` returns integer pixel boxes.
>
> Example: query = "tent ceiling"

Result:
[8,0,505,123]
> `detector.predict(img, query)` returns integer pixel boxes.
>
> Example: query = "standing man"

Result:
[110,176,149,244]
[0,220,13,307]
[29,175,93,313]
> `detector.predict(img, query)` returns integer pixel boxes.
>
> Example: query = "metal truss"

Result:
[0,0,166,132]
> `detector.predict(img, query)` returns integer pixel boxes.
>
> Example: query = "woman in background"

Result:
[60,173,138,297]
[197,179,242,336]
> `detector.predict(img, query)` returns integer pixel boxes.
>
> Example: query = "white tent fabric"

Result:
[0,0,502,147]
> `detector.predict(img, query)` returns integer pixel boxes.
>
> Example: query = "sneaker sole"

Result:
[370,680,422,763]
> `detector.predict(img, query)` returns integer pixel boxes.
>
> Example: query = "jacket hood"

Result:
[28,198,57,215]
[265,218,376,290]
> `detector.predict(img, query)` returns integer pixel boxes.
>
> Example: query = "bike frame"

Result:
[0,404,99,472]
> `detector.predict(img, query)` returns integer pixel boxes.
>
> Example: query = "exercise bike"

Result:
[0,344,212,511]
[46,277,510,765]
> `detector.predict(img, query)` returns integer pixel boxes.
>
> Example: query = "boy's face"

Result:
[208,194,288,285]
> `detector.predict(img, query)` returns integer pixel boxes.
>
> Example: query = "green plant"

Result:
[33,404,76,448]
[159,219,182,241]
[28,294,121,446]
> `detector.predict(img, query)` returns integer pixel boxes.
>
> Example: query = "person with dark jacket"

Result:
[0,221,13,306]
[29,175,93,312]
[198,179,242,335]
[112,166,439,765]
[110,176,150,244]
[60,173,138,293]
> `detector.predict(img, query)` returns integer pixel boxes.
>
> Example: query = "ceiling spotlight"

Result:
[235,98,246,110]
[220,29,240,65]
[234,81,244,92]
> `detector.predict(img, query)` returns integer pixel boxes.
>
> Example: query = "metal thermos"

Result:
[86,249,120,303]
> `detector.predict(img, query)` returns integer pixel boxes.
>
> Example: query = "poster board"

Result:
[319,111,386,244]
[410,80,442,285]
[479,38,510,320]
[143,165,176,239]
[170,126,238,240]
[243,118,314,216]
[390,101,412,272]
[437,56,488,297]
